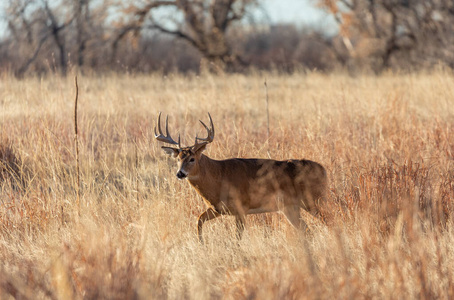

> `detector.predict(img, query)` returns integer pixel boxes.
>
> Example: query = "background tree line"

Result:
[1,0,453,76]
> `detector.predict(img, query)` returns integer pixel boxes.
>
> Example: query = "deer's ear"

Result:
[161,147,179,157]
[193,143,207,155]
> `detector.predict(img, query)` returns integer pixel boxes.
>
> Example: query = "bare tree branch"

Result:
[17,32,50,76]
[114,0,257,71]
[318,0,454,71]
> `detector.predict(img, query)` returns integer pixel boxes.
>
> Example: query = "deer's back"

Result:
[219,157,327,197]
[192,156,327,215]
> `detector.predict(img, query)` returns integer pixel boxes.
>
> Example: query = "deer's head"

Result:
[154,113,214,180]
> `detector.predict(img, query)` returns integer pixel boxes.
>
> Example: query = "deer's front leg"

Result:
[197,207,220,244]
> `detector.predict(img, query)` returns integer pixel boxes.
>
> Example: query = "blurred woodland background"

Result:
[1,0,454,76]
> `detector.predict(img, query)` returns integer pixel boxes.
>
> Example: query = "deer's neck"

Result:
[187,154,217,182]
[187,154,222,205]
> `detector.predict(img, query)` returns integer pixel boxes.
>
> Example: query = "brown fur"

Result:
[156,113,327,243]
[165,146,327,243]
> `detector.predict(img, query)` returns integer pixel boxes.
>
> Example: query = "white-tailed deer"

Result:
[155,113,327,243]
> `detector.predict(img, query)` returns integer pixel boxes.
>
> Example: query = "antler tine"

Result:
[165,115,170,137]
[154,112,180,146]
[154,112,161,136]
[196,113,215,143]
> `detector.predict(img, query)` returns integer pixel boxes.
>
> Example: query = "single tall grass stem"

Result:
[264,79,270,141]
[74,76,81,216]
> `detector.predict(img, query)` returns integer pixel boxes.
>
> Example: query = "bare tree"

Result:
[5,0,74,75]
[3,0,113,76]
[113,0,258,71]
[43,0,73,75]
[319,0,454,71]
[71,0,112,71]
[4,0,46,75]
[74,0,89,68]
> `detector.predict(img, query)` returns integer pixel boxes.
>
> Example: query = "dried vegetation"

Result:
[1,71,454,299]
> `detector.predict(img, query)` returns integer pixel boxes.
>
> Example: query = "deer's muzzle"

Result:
[176,170,187,179]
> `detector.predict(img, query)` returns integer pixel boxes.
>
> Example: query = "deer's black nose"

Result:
[176,171,187,179]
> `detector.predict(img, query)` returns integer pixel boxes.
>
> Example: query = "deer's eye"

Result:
[189,158,195,163]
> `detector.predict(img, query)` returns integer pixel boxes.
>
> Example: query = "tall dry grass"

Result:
[1,70,454,299]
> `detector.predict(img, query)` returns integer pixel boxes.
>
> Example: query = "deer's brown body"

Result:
[188,155,326,215]
[155,113,327,243]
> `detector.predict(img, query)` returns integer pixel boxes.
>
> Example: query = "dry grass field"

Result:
[1,70,454,299]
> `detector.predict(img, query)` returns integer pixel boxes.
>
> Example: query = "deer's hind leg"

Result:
[282,205,309,233]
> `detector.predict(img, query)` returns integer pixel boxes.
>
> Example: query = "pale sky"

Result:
[262,0,337,34]
[264,0,324,24]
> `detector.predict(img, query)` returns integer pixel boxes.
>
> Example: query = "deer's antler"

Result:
[154,112,180,147]
[193,113,215,152]
[196,113,215,144]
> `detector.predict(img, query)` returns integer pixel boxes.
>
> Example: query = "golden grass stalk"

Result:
[264,79,270,141]
[74,76,81,217]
